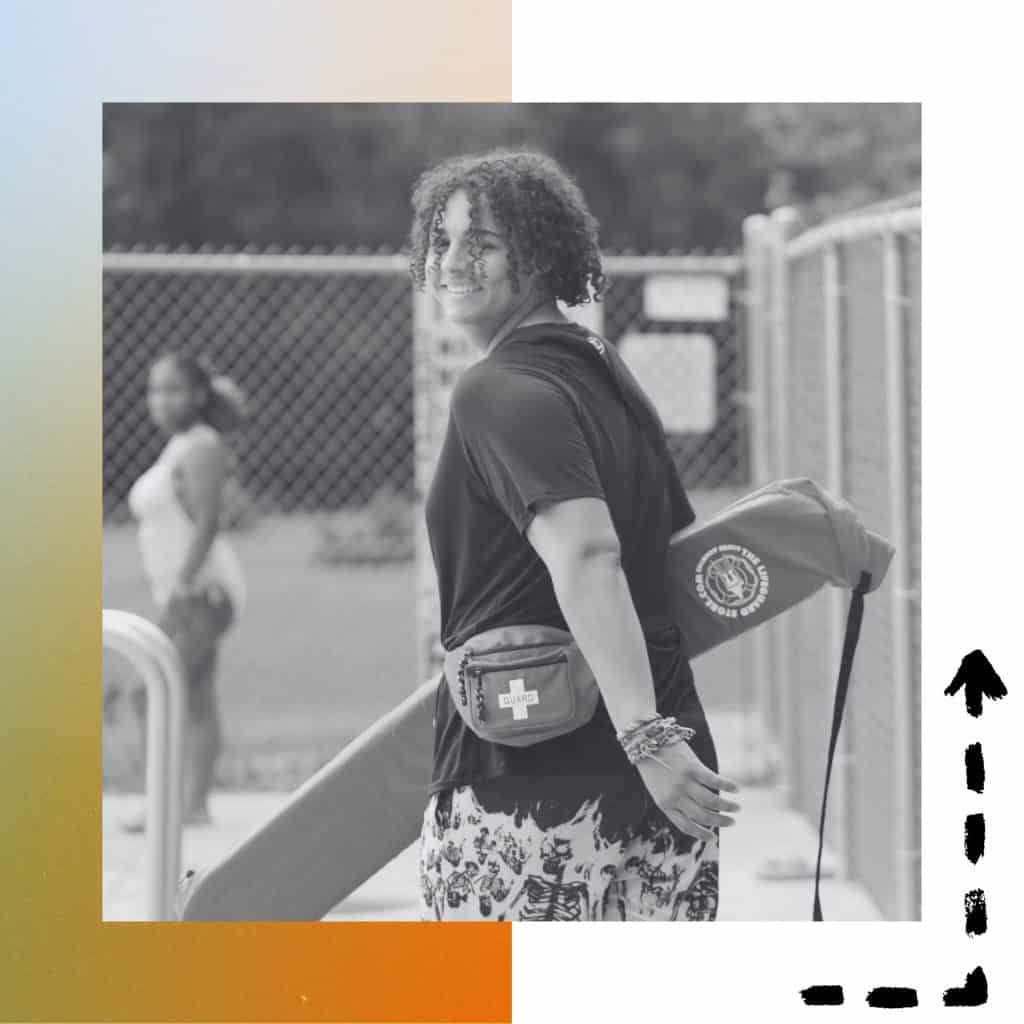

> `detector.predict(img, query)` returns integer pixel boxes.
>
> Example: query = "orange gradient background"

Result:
[0,1,511,1021]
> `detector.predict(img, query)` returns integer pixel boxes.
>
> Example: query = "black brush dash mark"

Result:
[943,966,988,1007]
[945,650,1007,717]
[965,814,985,864]
[867,987,918,1008]
[801,650,1005,1009]
[800,985,844,1006]
[964,743,985,793]
[964,889,987,936]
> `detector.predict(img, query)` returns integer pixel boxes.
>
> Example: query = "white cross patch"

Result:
[497,677,540,720]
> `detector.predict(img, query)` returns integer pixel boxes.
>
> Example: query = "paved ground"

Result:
[103,711,882,923]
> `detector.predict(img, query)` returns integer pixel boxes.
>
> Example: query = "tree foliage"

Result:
[104,103,919,253]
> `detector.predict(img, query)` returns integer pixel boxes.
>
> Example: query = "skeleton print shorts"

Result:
[419,783,719,922]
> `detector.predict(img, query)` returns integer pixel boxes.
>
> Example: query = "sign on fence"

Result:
[643,273,730,322]
[618,332,717,434]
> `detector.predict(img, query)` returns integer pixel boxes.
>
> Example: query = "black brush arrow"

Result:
[800,648,1007,1008]
[944,650,1007,718]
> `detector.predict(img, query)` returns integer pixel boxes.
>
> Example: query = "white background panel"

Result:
[512,1,1021,1020]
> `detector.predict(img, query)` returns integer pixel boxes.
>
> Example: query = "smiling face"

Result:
[425,189,544,346]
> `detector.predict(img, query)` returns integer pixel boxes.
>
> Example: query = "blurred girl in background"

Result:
[124,353,247,830]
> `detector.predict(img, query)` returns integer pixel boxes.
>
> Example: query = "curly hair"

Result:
[407,149,605,307]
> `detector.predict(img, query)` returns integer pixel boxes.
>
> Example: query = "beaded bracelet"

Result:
[616,715,696,766]
[616,714,663,747]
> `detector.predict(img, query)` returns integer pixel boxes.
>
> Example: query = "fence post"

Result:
[768,207,801,802]
[740,219,771,488]
[412,288,441,686]
[822,240,854,879]
[740,215,777,780]
[882,228,917,919]
[102,610,185,920]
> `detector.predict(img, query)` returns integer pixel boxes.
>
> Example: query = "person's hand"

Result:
[634,739,740,842]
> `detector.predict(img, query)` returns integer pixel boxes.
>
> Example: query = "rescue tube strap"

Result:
[813,570,872,921]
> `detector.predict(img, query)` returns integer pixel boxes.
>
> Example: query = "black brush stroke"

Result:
[964,743,985,793]
[965,814,985,864]
[800,985,844,1006]
[943,966,988,1007]
[945,650,1008,717]
[964,889,987,936]
[866,987,918,1008]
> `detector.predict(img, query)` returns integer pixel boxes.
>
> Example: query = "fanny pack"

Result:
[442,624,599,747]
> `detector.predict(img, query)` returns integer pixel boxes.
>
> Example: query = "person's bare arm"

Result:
[526,497,739,840]
[526,497,657,730]
[173,434,230,590]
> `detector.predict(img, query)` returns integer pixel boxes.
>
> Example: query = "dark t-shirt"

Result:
[424,322,714,809]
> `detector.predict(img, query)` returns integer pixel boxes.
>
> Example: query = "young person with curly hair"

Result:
[123,353,248,831]
[411,150,740,921]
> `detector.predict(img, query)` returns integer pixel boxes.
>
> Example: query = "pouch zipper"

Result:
[467,651,569,674]
[468,651,570,724]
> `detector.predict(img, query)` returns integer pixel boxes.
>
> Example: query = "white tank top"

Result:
[128,423,247,616]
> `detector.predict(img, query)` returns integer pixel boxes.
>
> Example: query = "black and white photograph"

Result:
[101,102,922,924]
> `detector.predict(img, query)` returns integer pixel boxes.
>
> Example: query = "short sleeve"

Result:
[451,365,606,532]
[666,456,696,532]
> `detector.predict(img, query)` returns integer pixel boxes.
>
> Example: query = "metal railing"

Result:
[743,200,921,920]
[102,610,186,920]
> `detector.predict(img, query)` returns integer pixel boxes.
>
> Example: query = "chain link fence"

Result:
[103,249,748,664]
[103,222,920,919]
[103,249,749,789]
[744,200,922,920]
[601,260,748,489]
[103,251,416,560]
[103,251,746,525]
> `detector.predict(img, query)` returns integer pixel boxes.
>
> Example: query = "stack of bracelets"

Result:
[616,715,696,766]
